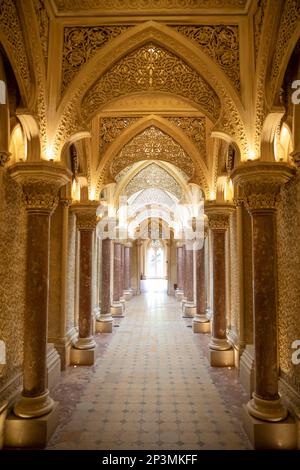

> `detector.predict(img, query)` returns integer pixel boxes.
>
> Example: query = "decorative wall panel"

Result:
[62,26,130,94]
[0,172,25,401]
[277,175,300,396]
[173,25,240,91]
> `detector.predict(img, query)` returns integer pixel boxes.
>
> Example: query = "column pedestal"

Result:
[193,315,211,334]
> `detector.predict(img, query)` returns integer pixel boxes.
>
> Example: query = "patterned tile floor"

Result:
[47,286,252,450]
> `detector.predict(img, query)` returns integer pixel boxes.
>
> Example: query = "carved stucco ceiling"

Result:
[110,126,195,178]
[60,24,240,96]
[131,188,176,209]
[81,43,221,122]
[172,25,240,91]
[123,163,182,199]
[98,116,206,159]
[54,0,248,12]
[61,26,131,94]
[99,117,139,155]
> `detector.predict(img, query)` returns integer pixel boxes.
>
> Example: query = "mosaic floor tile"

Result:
[47,290,252,450]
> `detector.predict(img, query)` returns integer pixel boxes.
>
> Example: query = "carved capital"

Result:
[205,203,235,231]
[0,151,11,167]
[8,162,71,214]
[71,201,99,230]
[231,162,295,213]
[291,151,300,169]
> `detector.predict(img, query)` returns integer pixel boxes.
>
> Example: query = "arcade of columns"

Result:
[0,0,300,451]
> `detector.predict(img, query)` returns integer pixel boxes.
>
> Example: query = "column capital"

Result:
[205,203,235,231]
[291,151,300,169]
[231,162,295,213]
[8,161,71,214]
[0,151,10,167]
[71,201,99,230]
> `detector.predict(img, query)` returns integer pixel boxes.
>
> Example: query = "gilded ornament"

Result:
[99,117,138,154]
[168,117,206,157]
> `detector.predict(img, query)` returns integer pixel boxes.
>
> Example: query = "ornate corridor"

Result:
[0,0,300,452]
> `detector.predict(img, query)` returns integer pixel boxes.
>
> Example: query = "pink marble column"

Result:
[120,243,125,300]
[123,242,133,299]
[182,242,196,317]
[232,162,295,422]
[72,203,99,351]
[176,244,184,298]
[97,238,113,332]
[113,242,122,303]
[206,209,232,351]
[193,230,210,333]
[124,245,131,290]
[9,162,70,418]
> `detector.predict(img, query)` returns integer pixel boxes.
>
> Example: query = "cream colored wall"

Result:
[0,172,25,402]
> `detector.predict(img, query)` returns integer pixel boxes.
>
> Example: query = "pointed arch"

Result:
[52,21,247,157]
[93,115,210,198]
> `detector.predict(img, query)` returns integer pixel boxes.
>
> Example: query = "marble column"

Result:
[193,230,210,333]
[175,243,184,301]
[7,162,70,437]
[182,241,196,317]
[136,240,142,295]
[119,243,126,310]
[97,238,113,333]
[123,242,133,300]
[232,163,295,424]
[70,202,99,365]
[111,241,124,317]
[206,204,235,367]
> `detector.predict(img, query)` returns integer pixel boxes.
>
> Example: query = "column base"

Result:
[123,290,133,300]
[111,303,124,317]
[175,290,184,301]
[193,315,210,334]
[120,298,126,312]
[96,314,113,333]
[13,390,54,419]
[209,348,235,367]
[5,402,59,449]
[182,302,196,318]
[70,347,96,366]
[74,336,96,350]
[247,393,288,422]
[209,337,232,351]
[242,404,297,450]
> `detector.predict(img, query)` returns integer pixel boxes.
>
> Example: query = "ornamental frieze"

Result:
[55,0,247,11]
